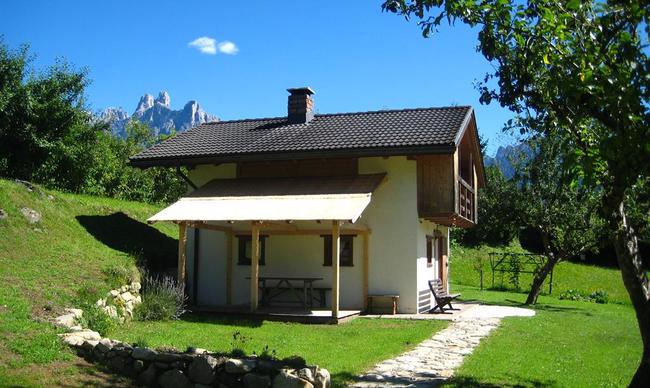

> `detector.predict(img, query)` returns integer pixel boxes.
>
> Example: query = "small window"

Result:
[237,235,267,265]
[322,235,354,267]
[426,235,433,267]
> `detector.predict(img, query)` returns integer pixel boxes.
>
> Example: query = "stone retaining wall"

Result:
[54,284,331,388]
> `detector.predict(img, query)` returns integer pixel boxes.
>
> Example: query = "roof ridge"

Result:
[195,106,471,126]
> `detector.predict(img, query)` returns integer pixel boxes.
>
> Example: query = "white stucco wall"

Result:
[182,157,448,314]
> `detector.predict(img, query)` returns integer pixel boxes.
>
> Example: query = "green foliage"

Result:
[102,264,137,289]
[0,38,185,204]
[134,272,187,321]
[559,289,609,304]
[78,305,116,336]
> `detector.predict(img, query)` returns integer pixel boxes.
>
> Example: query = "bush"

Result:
[134,272,187,321]
[558,289,609,304]
[589,290,610,304]
[102,264,137,289]
[79,305,116,336]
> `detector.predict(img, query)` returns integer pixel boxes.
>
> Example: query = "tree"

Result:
[513,136,604,304]
[382,1,650,383]
[0,39,92,184]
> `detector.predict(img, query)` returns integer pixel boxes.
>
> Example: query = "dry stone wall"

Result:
[53,284,331,388]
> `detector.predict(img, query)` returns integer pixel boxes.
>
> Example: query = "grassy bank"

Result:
[0,178,175,386]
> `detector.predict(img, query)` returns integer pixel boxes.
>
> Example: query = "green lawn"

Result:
[0,179,175,386]
[109,315,446,387]
[451,241,630,304]
[446,241,641,387]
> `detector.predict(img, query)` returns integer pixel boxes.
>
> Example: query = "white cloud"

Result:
[188,37,217,55]
[217,41,239,55]
[188,37,239,56]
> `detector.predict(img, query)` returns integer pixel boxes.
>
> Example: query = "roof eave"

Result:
[129,144,457,169]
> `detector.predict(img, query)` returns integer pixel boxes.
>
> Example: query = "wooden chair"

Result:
[428,279,460,313]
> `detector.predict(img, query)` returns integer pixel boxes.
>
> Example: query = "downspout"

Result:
[176,166,199,304]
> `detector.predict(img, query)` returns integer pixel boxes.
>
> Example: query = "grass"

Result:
[451,240,630,304]
[109,315,446,387]
[446,240,641,387]
[0,178,175,386]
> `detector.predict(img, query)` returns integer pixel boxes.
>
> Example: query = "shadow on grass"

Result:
[443,375,555,387]
[76,212,177,270]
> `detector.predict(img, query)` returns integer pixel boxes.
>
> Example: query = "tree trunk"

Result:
[525,254,560,305]
[525,231,559,305]
[604,190,650,387]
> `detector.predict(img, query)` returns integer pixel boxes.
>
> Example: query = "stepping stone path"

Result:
[352,305,534,387]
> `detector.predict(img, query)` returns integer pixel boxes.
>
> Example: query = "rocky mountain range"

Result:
[100,91,217,138]
[484,143,533,179]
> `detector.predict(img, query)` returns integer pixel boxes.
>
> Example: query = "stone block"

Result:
[188,355,219,385]
[158,369,193,388]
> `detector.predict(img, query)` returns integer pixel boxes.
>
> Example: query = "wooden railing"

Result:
[458,177,475,222]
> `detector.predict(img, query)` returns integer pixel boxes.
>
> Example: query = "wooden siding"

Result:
[237,158,358,178]
[416,154,455,217]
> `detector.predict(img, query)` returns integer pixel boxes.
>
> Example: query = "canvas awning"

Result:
[148,174,386,223]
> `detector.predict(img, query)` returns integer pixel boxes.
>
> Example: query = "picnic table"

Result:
[246,276,325,308]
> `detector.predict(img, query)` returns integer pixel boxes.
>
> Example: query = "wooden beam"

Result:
[259,221,298,231]
[363,232,369,310]
[331,220,341,318]
[186,221,232,233]
[226,232,233,305]
[178,222,188,290]
[250,221,261,312]
[229,228,371,236]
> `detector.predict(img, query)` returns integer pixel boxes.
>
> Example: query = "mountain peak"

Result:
[101,91,218,138]
[155,91,170,108]
[135,94,154,114]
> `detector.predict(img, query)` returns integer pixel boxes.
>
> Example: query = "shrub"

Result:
[589,290,609,304]
[134,272,187,321]
[79,305,116,336]
[558,289,609,304]
[102,264,137,289]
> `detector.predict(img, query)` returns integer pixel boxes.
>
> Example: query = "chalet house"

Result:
[130,87,485,321]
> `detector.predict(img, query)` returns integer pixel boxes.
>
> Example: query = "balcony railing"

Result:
[458,177,475,222]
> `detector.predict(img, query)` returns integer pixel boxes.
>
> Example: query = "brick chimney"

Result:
[287,87,315,124]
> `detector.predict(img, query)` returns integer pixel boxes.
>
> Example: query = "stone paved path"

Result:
[351,305,534,387]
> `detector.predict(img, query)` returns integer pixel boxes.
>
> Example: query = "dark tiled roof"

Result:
[130,106,473,167]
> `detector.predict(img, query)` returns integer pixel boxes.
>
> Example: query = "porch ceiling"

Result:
[148,174,386,223]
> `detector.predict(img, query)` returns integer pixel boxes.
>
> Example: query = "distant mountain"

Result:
[100,91,217,138]
[484,143,532,179]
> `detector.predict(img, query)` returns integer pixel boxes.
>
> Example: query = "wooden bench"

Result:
[428,279,460,313]
[367,294,400,315]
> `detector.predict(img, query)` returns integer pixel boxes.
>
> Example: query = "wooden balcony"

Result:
[458,177,475,223]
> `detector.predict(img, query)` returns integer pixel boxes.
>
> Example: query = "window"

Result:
[237,235,267,265]
[322,235,355,267]
[426,235,433,267]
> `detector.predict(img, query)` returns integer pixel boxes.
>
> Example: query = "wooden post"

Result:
[362,232,369,310]
[178,222,188,290]
[226,232,233,305]
[331,220,341,318]
[250,222,260,312]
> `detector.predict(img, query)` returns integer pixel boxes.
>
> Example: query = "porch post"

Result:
[226,231,233,305]
[362,232,369,310]
[250,221,260,312]
[331,220,341,318]
[177,222,188,290]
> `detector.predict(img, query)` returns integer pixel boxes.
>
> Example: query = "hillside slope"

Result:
[0,179,175,386]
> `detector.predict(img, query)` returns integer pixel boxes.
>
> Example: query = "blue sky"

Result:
[3,0,518,155]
